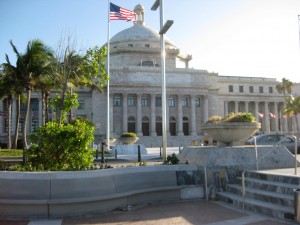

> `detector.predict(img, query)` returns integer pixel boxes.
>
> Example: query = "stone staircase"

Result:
[217,170,300,221]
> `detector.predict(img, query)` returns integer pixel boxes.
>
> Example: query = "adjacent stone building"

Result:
[1,5,299,147]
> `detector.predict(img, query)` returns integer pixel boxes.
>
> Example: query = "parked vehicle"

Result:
[245,134,300,154]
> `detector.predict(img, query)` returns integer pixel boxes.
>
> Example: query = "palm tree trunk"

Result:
[41,92,46,126]
[6,96,12,149]
[22,89,31,156]
[12,95,20,149]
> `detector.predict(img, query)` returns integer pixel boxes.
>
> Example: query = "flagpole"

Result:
[106,0,111,153]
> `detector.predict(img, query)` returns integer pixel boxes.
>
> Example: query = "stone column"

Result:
[274,102,279,133]
[177,94,183,136]
[136,94,142,136]
[264,102,270,133]
[283,103,288,132]
[254,101,259,123]
[235,101,239,113]
[122,94,128,133]
[150,94,157,136]
[109,95,114,134]
[190,95,197,136]
[166,95,170,136]
[245,101,249,113]
[224,101,228,116]
[203,95,209,123]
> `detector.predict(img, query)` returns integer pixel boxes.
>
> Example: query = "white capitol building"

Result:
[1,5,299,147]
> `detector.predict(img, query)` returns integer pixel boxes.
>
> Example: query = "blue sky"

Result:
[1,0,300,83]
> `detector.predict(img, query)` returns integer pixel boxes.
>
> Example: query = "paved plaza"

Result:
[0,200,297,225]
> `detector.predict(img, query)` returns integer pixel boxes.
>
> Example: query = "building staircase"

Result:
[217,170,300,221]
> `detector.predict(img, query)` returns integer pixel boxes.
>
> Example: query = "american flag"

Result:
[110,3,136,22]
[269,112,276,119]
[0,111,6,117]
[258,112,264,118]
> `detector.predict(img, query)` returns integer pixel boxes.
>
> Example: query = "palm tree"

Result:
[2,48,26,149]
[0,68,14,149]
[9,39,54,150]
[276,78,293,133]
[276,78,293,97]
[284,95,300,135]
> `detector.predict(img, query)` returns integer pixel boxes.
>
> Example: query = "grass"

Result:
[0,149,111,159]
[0,149,23,157]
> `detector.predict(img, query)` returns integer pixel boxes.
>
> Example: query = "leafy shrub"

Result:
[28,117,95,171]
[120,132,137,138]
[206,113,255,124]
[206,115,222,123]
[166,153,179,164]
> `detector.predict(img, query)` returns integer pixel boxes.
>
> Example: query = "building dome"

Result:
[109,4,178,49]
[110,23,177,49]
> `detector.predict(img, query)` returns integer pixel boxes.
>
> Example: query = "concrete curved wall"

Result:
[0,165,202,218]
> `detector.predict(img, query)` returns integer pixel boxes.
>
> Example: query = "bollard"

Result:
[160,147,162,157]
[138,145,141,162]
[95,146,99,160]
[115,148,117,159]
[101,142,105,163]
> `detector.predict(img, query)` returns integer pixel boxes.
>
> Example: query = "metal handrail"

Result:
[204,166,208,201]
[242,170,246,213]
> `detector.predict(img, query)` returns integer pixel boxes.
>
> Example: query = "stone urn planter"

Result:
[119,133,139,145]
[201,122,261,146]
[103,137,116,145]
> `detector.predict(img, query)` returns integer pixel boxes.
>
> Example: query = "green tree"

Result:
[276,78,293,97]
[2,42,27,149]
[9,39,54,150]
[29,117,95,171]
[0,68,14,149]
[53,43,108,125]
[276,78,293,132]
[284,95,300,135]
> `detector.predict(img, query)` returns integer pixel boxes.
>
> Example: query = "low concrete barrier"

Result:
[0,165,203,218]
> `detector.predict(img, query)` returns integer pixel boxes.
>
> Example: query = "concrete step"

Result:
[217,191,294,219]
[226,184,294,208]
[244,171,300,186]
[237,177,299,195]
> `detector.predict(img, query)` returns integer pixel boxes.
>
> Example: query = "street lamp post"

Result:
[151,0,173,162]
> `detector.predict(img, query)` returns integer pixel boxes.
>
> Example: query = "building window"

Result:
[31,99,38,111]
[113,95,122,106]
[128,96,135,106]
[78,100,84,109]
[259,86,264,93]
[128,44,133,47]
[182,97,188,107]
[155,97,161,107]
[229,85,233,92]
[145,44,150,48]
[141,96,148,106]
[195,97,200,107]
[31,120,39,132]
[269,87,273,93]
[168,97,175,107]
[239,86,244,93]
[249,86,254,93]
